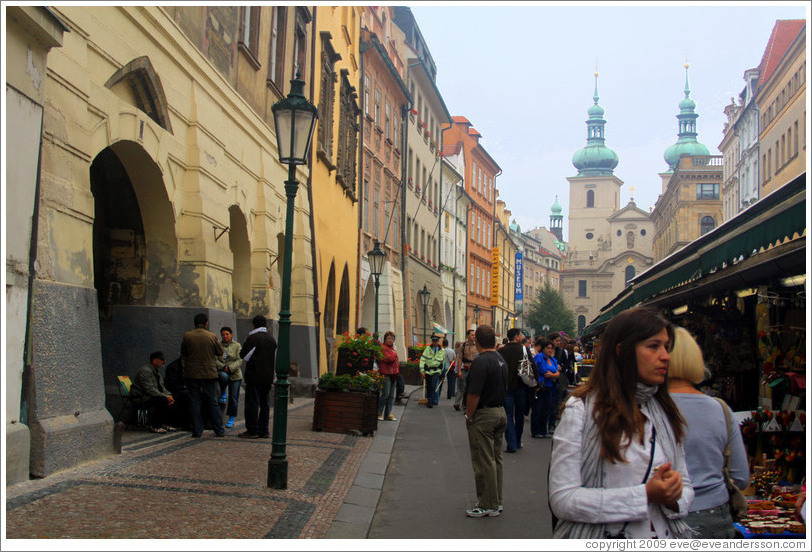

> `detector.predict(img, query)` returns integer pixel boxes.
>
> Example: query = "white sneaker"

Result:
[466,507,500,517]
[377,415,384,421]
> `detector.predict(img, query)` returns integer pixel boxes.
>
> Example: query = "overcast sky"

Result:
[410,1,808,242]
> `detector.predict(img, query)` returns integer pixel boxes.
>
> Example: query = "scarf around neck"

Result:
[553,386,692,539]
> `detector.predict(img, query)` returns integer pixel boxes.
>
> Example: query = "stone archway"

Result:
[323,262,336,372]
[90,141,179,416]
[336,264,351,336]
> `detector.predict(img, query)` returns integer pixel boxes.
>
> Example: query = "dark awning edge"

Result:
[580,173,806,338]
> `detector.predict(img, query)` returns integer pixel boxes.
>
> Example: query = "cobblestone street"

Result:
[5,399,372,540]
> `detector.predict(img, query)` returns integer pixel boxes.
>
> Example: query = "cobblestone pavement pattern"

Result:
[5,399,373,539]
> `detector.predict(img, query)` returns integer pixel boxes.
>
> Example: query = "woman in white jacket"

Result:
[549,307,694,539]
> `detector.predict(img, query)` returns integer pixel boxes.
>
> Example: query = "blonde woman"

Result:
[668,326,749,538]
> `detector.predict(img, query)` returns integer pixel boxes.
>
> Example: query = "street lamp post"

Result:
[505,315,511,332]
[542,324,550,335]
[419,284,431,343]
[368,240,386,337]
[268,74,318,490]
[473,304,480,327]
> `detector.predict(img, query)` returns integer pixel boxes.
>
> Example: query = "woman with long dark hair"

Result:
[549,307,694,539]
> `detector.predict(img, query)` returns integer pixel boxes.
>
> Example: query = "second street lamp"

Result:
[268,74,318,490]
[505,315,511,332]
[419,284,431,343]
[368,239,386,337]
[473,304,480,326]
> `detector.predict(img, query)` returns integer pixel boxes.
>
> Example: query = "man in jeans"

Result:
[453,329,478,411]
[498,328,536,453]
[464,324,508,517]
[181,313,225,438]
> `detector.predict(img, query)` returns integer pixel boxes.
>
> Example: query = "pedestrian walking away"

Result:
[498,328,536,453]
[180,313,226,438]
[444,338,457,400]
[548,307,694,539]
[668,326,749,538]
[239,315,277,439]
[464,324,508,518]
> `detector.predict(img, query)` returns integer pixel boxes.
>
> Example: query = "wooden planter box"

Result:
[312,388,379,436]
[335,348,375,376]
[399,362,422,385]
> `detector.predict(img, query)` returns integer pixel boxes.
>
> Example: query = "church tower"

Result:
[549,195,563,242]
[562,71,653,336]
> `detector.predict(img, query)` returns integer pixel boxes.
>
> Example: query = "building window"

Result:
[364,75,370,117]
[268,7,287,90]
[625,265,635,284]
[578,315,586,334]
[238,7,261,62]
[393,111,400,150]
[317,35,338,160]
[292,8,308,80]
[335,70,360,195]
[696,183,719,199]
[373,188,379,236]
[578,280,587,297]
[585,232,594,240]
[640,229,646,236]
[617,230,622,236]
[586,189,595,207]
[374,89,381,126]
[385,102,391,141]
[700,216,715,235]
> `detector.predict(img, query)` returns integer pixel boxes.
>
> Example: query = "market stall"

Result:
[578,174,807,538]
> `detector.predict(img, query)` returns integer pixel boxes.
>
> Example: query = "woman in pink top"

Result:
[378,331,400,421]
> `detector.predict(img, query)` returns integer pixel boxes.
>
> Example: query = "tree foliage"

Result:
[525,281,576,337]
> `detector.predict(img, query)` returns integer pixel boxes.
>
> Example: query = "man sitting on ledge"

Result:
[130,351,178,434]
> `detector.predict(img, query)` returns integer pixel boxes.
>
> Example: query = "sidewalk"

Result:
[4,386,420,541]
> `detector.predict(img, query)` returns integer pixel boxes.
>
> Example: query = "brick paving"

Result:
[5,399,373,539]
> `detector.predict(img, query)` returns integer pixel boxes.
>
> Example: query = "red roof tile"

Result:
[452,116,471,125]
[468,127,482,138]
[757,20,805,89]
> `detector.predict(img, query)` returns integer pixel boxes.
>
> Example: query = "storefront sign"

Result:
[491,247,500,306]
[514,252,523,301]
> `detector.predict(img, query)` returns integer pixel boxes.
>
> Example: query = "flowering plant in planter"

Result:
[318,370,385,393]
[336,331,382,360]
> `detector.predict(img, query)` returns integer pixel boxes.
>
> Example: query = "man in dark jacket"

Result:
[239,315,278,439]
[181,313,225,438]
[130,351,177,434]
[498,328,537,453]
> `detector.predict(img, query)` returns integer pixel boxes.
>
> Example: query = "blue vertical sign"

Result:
[514,251,523,301]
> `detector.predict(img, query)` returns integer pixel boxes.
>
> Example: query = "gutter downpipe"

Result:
[357,39,368,332]
[306,6,321,375]
[20,110,46,424]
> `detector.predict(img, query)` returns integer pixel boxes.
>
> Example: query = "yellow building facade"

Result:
[11,5,321,478]
[308,6,361,373]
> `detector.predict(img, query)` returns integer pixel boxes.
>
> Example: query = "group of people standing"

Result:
[454,306,754,540]
[128,313,277,439]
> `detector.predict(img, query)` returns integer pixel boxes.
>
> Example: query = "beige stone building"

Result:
[393,7,451,345]
[652,155,724,261]
[561,74,654,335]
[756,21,806,197]
[5,5,322,479]
[719,100,741,222]
[356,7,410,358]
[5,5,69,485]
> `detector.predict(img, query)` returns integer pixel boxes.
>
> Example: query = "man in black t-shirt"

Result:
[464,325,508,518]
